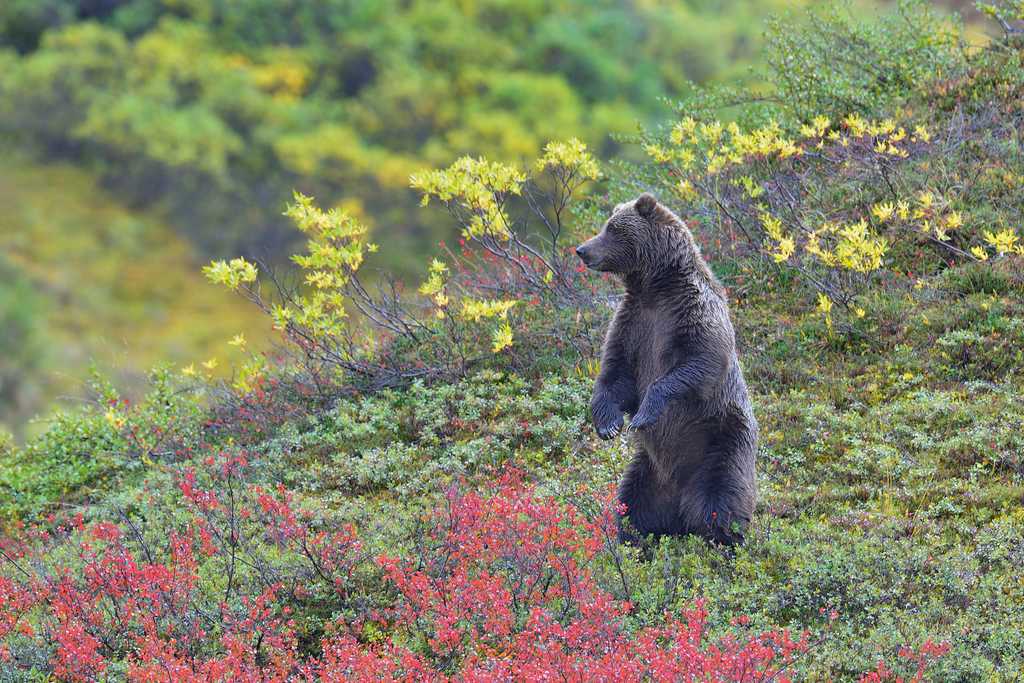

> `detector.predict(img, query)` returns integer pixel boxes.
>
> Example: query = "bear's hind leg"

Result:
[677,422,756,546]
[676,485,748,546]
[618,448,677,545]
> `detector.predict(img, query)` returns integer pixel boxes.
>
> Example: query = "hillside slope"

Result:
[0,158,268,437]
[1,2,1023,680]
[1,257,1020,679]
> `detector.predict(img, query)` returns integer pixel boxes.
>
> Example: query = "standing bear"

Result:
[576,193,758,545]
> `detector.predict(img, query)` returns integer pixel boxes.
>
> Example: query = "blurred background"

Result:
[0,0,986,439]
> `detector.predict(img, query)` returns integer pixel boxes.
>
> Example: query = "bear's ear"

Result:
[635,192,658,220]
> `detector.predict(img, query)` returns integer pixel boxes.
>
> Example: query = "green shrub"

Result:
[0,410,125,520]
[764,0,965,121]
[0,365,203,520]
[939,260,1020,296]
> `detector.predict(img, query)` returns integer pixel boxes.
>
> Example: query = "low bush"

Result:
[622,0,1023,333]
[0,454,949,681]
[205,140,611,391]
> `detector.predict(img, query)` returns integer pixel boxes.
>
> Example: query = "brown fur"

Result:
[576,192,758,545]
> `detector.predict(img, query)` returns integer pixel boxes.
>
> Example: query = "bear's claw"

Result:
[596,417,623,440]
[627,410,656,432]
[594,411,624,440]
[592,391,625,440]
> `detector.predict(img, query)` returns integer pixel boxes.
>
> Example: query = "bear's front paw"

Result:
[595,412,624,440]
[627,401,661,432]
[591,394,624,440]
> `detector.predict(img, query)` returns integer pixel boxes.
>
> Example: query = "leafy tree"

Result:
[0,0,828,269]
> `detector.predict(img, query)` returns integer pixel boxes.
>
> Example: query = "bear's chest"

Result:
[622,305,677,389]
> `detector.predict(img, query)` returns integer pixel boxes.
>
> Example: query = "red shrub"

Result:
[0,463,947,681]
[859,640,952,683]
[302,473,813,682]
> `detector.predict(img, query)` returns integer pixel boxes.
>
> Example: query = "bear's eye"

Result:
[608,221,631,238]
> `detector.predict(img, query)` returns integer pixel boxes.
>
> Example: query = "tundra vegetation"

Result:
[2,1,1024,680]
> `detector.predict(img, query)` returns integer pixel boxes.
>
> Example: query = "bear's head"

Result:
[576,192,682,277]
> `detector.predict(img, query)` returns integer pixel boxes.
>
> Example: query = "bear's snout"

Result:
[575,238,601,269]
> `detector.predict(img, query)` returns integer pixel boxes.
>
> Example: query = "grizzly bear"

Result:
[576,192,758,545]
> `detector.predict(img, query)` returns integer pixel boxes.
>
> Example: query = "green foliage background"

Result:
[0,0,827,257]
[0,0,864,432]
